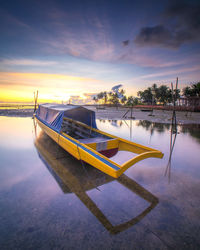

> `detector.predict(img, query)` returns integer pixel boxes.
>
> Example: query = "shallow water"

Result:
[0,104,34,109]
[0,116,200,250]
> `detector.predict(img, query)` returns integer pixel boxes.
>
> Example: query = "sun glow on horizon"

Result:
[0,72,106,103]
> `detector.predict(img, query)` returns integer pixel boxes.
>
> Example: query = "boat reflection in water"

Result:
[34,130,159,234]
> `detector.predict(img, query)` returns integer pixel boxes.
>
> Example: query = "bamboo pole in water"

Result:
[165,77,178,182]
[34,90,38,113]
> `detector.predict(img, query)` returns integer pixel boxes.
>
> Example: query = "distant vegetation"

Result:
[93,82,200,106]
[137,84,180,105]
[182,82,200,97]
[93,89,139,106]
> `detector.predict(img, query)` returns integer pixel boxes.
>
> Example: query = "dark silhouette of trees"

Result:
[93,81,200,107]
[93,91,108,104]
[183,82,200,97]
[126,96,139,106]
[121,95,127,105]
[137,84,180,105]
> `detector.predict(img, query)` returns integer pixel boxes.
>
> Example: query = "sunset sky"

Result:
[0,0,200,103]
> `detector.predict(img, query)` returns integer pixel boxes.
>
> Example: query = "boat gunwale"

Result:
[35,115,122,171]
[35,113,164,178]
[63,116,162,154]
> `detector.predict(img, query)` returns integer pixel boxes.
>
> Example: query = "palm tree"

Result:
[93,96,98,104]
[103,91,108,104]
[97,92,104,100]
[119,88,125,97]
[121,95,127,105]
[139,88,152,104]
[126,96,134,106]
[151,83,158,104]
[183,82,200,97]
[109,92,120,108]
[157,85,171,105]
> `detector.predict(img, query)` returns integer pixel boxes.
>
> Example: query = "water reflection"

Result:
[96,117,200,183]
[34,130,158,234]
[136,120,171,134]
[0,116,200,249]
[97,118,200,141]
[163,113,177,182]
[99,119,123,127]
[180,124,200,142]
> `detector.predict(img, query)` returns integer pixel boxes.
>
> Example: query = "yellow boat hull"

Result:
[35,116,163,178]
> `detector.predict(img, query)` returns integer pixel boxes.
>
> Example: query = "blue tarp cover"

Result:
[36,104,97,132]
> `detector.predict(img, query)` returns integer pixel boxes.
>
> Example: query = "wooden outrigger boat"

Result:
[35,104,163,178]
[34,131,159,234]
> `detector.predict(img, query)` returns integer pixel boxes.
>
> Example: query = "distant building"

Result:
[178,96,200,111]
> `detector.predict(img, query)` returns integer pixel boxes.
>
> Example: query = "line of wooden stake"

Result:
[34,90,38,113]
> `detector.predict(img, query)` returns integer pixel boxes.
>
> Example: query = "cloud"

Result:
[83,93,98,104]
[83,93,97,98]
[69,95,84,105]
[134,25,180,48]
[122,40,130,46]
[111,84,123,92]
[42,11,116,62]
[118,47,200,69]
[139,65,200,80]
[134,2,200,48]
[0,59,57,66]
[0,72,100,90]
[0,9,30,30]
[45,30,115,62]
[68,93,98,105]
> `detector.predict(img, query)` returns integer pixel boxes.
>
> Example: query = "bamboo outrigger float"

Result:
[34,104,163,178]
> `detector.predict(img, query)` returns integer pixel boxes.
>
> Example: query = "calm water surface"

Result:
[0,116,200,250]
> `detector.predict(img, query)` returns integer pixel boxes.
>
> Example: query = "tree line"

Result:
[93,90,139,106]
[93,82,200,106]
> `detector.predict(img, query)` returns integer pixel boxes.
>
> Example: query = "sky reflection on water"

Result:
[0,116,200,250]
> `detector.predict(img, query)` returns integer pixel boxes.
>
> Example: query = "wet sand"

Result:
[0,106,200,124]
[91,107,200,125]
[0,109,34,117]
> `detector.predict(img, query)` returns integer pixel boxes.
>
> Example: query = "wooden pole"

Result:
[131,105,133,119]
[130,118,132,140]
[174,78,178,129]
[36,90,38,106]
[33,91,36,118]
[122,108,129,118]
[171,78,178,133]
[34,90,38,113]
[165,78,179,183]
[171,82,174,106]
[175,77,178,93]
